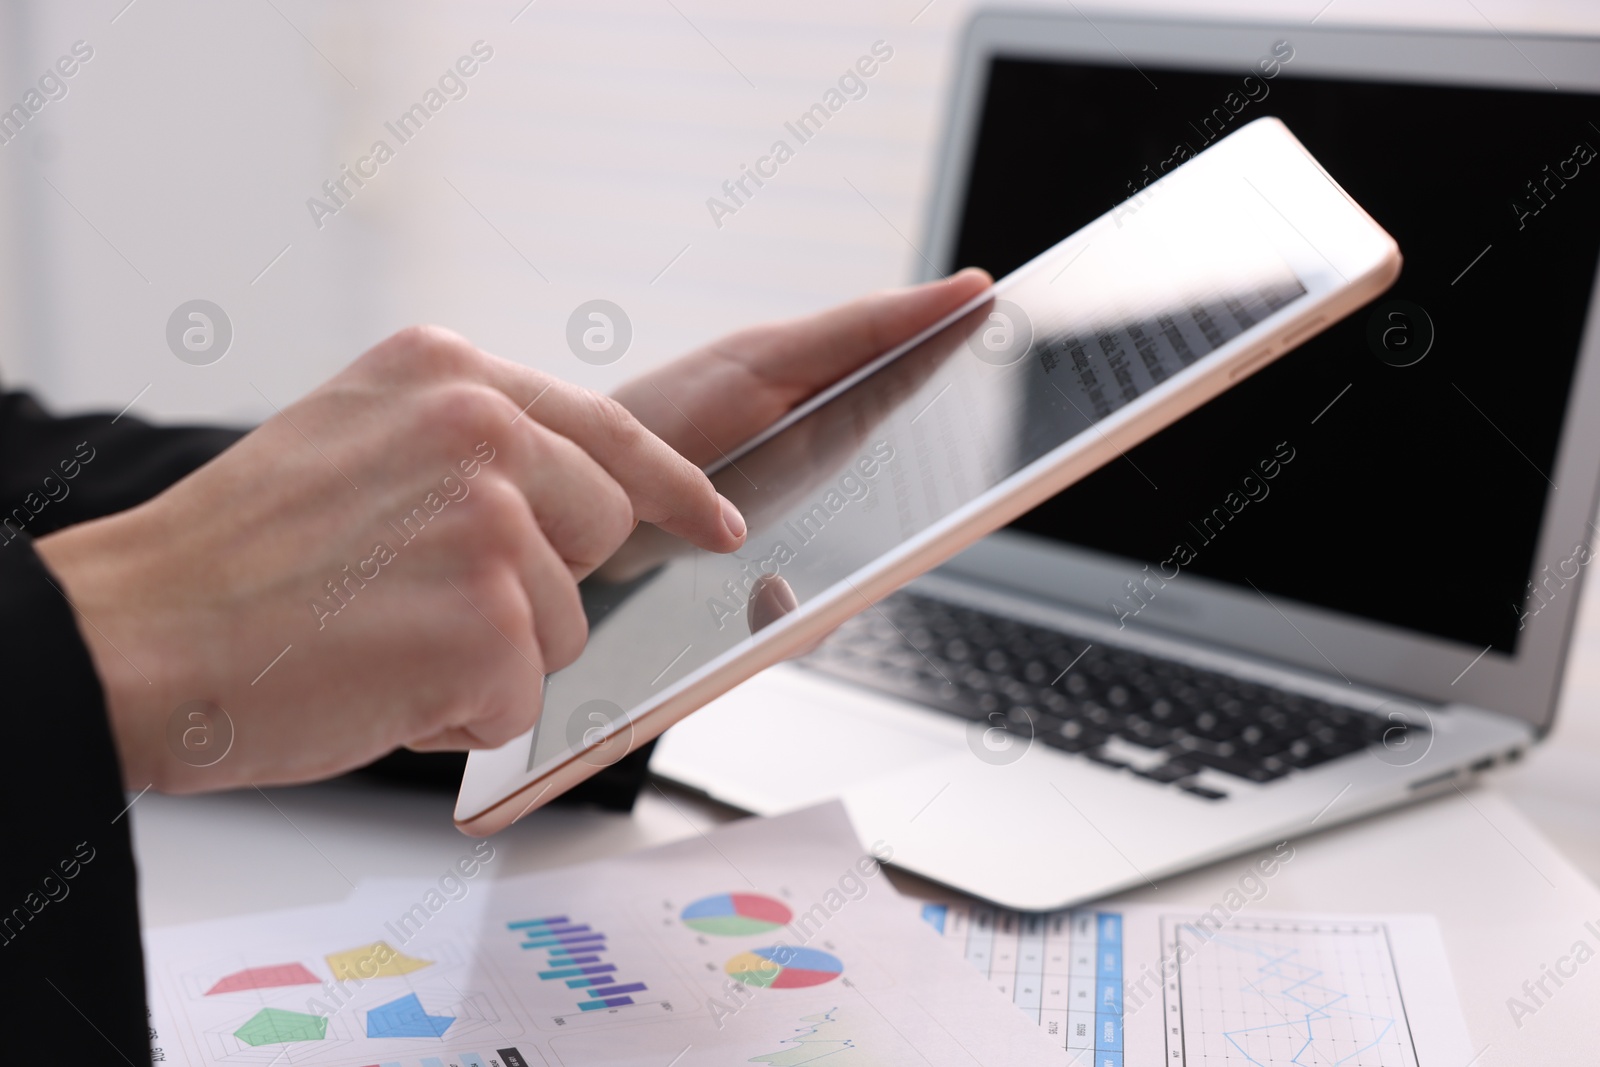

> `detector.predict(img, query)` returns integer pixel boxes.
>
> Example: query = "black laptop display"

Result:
[951,58,1600,656]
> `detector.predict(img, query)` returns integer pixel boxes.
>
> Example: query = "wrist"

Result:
[34,513,198,791]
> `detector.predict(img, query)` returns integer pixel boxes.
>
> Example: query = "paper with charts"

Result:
[920,899,1476,1066]
[143,802,1059,1066]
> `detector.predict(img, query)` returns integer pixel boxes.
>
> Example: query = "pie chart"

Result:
[725,946,843,989]
[681,893,792,936]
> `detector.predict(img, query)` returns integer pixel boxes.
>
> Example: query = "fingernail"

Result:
[719,494,747,540]
[770,575,798,613]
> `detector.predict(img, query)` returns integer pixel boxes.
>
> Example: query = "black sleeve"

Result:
[0,392,244,1058]
[0,391,243,536]
[1,539,152,1058]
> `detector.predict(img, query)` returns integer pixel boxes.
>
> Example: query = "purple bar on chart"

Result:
[558,955,600,965]
[507,916,569,929]
[578,995,636,1011]
[589,982,647,997]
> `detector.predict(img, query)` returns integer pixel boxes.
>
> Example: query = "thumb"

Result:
[747,267,993,396]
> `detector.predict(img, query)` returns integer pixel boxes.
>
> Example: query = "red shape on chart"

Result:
[731,893,793,925]
[769,966,841,990]
[206,963,321,995]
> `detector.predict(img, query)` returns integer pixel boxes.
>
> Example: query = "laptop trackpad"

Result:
[651,663,964,814]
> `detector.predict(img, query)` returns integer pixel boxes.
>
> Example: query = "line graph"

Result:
[1161,916,1419,1066]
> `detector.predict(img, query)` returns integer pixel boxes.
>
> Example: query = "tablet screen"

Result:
[528,163,1315,774]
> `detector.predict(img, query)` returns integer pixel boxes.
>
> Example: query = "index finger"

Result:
[479,360,748,554]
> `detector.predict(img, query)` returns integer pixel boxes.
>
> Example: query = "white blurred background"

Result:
[3,0,1599,875]
[1,0,1594,423]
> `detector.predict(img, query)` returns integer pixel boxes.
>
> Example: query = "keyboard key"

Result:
[1184,749,1285,783]
[1135,760,1198,784]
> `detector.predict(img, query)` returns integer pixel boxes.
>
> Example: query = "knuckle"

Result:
[418,382,515,447]
[585,391,645,450]
[465,566,534,642]
[540,582,588,672]
[515,416,561,465]
[459,477,531,551]
[524,426,636,562]
[569,480,635,573]
[602,477,636,542]
[367,324,478,380]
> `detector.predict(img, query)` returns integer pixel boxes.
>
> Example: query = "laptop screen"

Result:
[951,56,1600,656]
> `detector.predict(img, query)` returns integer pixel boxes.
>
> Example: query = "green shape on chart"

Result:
[235,1007,328,1046]
[691,914,780,937]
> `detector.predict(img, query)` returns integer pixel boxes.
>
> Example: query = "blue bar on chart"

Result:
[509,915,648,1013]
[919,903,1125,1059]
[1095,911,1123,1067]
[537,963,615,979]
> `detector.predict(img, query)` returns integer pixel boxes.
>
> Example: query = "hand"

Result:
[34,326,748,793]
[608,267,993,644]
[598,268,993,582]
[613,267,992,466]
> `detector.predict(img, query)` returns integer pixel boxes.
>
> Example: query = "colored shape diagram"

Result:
[727,946,843,989]
[207,962,319,995]
[325,941,431,981]
[234,1007,328,1046]
[365,992,455,1038]
[683,893,792,937]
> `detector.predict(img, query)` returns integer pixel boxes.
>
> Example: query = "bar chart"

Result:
[508,915,653,1017]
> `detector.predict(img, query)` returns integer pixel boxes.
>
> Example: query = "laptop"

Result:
[651,11,1600,910]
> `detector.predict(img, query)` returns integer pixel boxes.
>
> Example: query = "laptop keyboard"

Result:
[796,591,1417,800]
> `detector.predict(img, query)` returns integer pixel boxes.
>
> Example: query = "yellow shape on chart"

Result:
[324,941,432,981]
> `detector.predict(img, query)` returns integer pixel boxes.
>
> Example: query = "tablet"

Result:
[456,117,1400,833]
